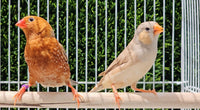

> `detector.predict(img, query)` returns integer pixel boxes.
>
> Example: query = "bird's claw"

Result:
[113,92,122,109]
[68,84,83,108]
[134,87,157,95]
[149,89,157,95]
[71,88,83,108]
[13,87,26,105]
[111,84,122,109]
[72,93,84,102]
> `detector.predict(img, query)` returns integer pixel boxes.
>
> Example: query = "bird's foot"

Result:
[149,89,157,95]
[68,84,83,108]
[134,88,157,95]
[113,92,122,109]
[13,84,30,105]
[111,84,122,109]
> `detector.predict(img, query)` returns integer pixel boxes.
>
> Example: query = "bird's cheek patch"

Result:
[138,31,152,45]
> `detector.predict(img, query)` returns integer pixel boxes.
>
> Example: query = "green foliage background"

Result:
[0,0,181,93]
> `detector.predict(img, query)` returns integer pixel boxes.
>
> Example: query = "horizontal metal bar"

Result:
[0,81,187,85]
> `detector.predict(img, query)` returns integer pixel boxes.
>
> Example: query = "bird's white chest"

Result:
[102,50,157,89]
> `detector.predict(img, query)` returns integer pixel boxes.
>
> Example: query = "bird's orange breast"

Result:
[25,37,70,87]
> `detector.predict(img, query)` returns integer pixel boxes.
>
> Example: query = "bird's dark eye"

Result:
[145,27,150,31]
[29,17,34,22]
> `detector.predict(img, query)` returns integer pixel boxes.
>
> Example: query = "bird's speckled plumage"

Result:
[14,16,81,107]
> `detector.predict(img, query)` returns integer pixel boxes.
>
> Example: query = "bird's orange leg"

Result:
[68,84,83,108]
[131,83,157,95]
[13,84,31,105]
[111,84,122,109]
[133,87,157,95]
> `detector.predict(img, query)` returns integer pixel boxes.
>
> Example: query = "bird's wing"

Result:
[99,46,138,76]
[59,43,68,62]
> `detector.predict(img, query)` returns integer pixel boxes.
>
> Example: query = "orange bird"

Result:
[14,16,82,107]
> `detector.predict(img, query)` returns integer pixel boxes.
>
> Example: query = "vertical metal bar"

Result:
[187,0,190,91]
[37,0,40,16]
[171,0,175,92]
[124,0,127,47]
[37,0,40,92]
[104,0,108,95]
[190,0,193,92]
[144,0,146,22]
[66,0,69,58]
[66,0,69,93]
[134,0,136,31]
[185,0,188,92]
[183,0,186,92]
[46,0,49,92]
[105,0,107,70]
[197,0,199,92]
[124,0,127,93]
[193,1,197,92]
[85,0,88,92]
[152,2,156,110]
[193,0,196,92]
[0,0,1,91]
[17,0,20,91]
[56,0,59,41]
[153,0,156,90]
[193,0,197,92]
[8,0,11,91]
[28,0,30,15]
[115,0,117,58]
[153,0,156,21]
[191,0,194,92]
[27,0,30,93]
[56,0,59,92]
[186,0,188,91]
[65,0,70,109]
[162,0,166,92]
[47,0,49,22]
[76,0,78,90]
[192,0,195,92]
[181,0,185,92]
[188,0,192,91]
[95,0,98,84]
[197,0,200,92]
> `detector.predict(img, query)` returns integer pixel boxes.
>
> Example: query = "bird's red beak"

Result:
[15,19,27,28]
[153,23,163,36]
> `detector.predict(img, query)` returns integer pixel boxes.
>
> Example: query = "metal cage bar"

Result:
[182,0,200,92]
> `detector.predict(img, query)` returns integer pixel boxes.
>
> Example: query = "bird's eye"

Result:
[29,17,34,22]
[145,27,150,31]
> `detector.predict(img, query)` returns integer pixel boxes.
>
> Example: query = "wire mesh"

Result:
[0,0,199,109]
[181,0,200,93]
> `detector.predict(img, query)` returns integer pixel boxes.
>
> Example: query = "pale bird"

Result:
[90,21,163,108]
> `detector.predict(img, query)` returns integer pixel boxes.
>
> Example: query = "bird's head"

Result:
[135,21,163,45]
[16,16,55,39]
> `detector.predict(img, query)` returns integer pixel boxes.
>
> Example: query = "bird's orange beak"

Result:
[15,19,27,28]
[153,23,163,36]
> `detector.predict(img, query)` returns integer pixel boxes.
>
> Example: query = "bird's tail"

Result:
[70,79,78,86]
[89,84,104,92]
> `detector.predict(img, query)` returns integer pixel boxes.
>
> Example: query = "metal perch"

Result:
[0,91,200,108]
